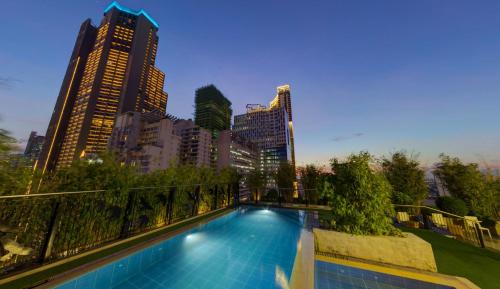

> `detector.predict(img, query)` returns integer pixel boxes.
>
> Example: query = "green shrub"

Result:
[321,152,399,236]
[436,196,468,216]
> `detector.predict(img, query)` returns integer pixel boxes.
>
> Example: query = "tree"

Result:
[247,169,265,203]
[382,152,428,205]
[436,196,468,216]
[218,167,240,206]
[274,162,296,202]
[322,152,398,235]
[434,154,498,219]
[299,165,321,204]
[0,128,33,196]
[0,128,15,155]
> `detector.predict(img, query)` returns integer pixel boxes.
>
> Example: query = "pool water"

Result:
[56,207,304,289]
[315,261,455,289]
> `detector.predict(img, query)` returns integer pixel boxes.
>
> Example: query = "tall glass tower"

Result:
[194,85,232,138]
[233,85,296,173]
[37,2,168,172]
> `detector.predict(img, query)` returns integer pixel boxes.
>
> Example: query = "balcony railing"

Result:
[0,183,238,277]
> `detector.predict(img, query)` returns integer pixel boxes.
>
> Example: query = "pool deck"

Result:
[315,254,480,289]
[290,229,315,289]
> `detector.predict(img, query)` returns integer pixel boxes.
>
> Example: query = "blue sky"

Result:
[1,0,499,167]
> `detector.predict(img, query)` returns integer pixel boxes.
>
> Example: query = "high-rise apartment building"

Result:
[37,2,168,172]
[174,120,212,167]
[109,112,180,173]
[233,84,295,174]
[194,85,232,137]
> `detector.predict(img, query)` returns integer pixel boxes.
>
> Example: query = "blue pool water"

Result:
[315,261,455,289]
[56,207,304,289]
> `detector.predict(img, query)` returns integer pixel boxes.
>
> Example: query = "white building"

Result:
[174,119,212,167]
[109,112,180,173]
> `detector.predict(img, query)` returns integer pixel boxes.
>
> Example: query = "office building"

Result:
[216,130,258,175]
[109,112,180,173]
[270,85,295,170]
[233,85,294,174]
[37,2,168,172]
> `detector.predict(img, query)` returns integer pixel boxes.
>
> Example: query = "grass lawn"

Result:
[402,227,500,289]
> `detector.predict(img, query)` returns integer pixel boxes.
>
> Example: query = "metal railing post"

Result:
[120,189,136,239]
[474,222,486,248]
[166,186,176,224]
[192,185,200,217]
[39,198,61,263]
[214,184,218,210]
[233,182,239,208]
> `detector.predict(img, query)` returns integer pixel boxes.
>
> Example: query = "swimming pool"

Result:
[55,207,304,289]
[315,261,455,289]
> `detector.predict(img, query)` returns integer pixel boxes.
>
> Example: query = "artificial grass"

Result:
[402,227,500,289]
[1,208,232,289]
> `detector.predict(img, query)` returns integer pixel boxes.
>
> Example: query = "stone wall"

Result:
[314,228,437,272]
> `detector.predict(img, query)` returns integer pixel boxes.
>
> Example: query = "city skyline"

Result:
[1,0,500,168]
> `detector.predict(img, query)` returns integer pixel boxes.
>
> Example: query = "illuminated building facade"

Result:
[216,130,258,175]
[233,85,295,174]
[37,2,168,172]
[270,85,295,171]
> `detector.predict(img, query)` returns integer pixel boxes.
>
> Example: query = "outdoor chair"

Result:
[431,213,447,228]
[396,211,410,223]
[464,216,493,241]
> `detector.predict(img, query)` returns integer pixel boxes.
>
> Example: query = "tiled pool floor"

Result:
[315,261,455,289]
[56,208,303,289]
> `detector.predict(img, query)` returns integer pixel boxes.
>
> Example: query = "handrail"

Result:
[0,183,236,200]
[393,204,466,220]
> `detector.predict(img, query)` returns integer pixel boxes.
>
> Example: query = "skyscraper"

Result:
[194,85,232,137]
[270,85,295,170]
[37,2,168,172]
[233,85,295,174]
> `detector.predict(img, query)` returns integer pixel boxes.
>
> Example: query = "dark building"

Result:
[194,85,232,137]
[37,2,168,173]
[23,131,45,166]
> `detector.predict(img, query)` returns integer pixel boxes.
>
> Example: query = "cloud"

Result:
[331,132,364,142]
[0,77,22,90]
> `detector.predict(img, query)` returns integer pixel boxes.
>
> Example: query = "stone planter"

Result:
[314,228,437,272]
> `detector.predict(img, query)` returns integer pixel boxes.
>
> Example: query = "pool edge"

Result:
[290,229,315,289]
[315,254,480,289]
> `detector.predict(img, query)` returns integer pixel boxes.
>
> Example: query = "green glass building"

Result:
[194,85,232,137]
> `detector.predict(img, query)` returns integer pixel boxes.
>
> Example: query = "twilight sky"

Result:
[1,0,499,168]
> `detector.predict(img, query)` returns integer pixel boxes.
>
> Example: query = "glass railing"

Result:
[0,183,238,277]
